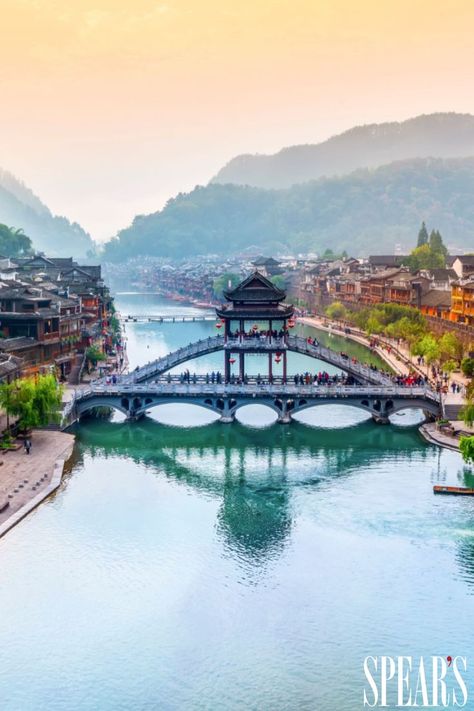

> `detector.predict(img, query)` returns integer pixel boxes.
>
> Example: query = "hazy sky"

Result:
[1,0,474,241]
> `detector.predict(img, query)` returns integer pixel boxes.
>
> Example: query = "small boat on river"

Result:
[433,485,474,496]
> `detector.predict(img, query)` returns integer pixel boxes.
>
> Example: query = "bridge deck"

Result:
[124,334,393,386]
[77,382,440,402]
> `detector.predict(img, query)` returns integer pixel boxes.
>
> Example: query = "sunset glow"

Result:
[1,0,474,238]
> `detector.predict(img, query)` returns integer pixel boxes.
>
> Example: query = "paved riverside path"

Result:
[0,430,75,537]
[298,314,469,417]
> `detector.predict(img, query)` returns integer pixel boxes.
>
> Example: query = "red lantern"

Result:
[215,322,223,329]
[252,324,259,331]
[275,356,281,364]
[229,358,236,364]
[288,319,295,328]
[275,351,282,358]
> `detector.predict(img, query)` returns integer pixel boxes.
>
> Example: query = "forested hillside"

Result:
[0,169,94,257]
[212,113,474,188]
[104,158,474,260]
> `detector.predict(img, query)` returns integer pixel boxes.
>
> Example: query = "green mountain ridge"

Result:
[0,169,94,257]
[212,112,474,189]
[104,157,474,261]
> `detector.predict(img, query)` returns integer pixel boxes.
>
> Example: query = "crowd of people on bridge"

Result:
[228,328,288,342]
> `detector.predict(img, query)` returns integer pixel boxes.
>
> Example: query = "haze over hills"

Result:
[0,169,94,258]
[212,113,474,189]
[104,157,474,261]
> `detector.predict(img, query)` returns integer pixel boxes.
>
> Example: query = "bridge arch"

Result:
[127,335,392,387]
[76,397,130,419]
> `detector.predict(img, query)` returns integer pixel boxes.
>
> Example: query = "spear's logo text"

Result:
[363,655,468,707]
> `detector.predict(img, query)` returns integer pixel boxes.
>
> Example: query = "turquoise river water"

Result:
[0,293,473,711]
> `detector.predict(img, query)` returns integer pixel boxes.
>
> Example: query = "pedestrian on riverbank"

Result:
[24,439,31,455]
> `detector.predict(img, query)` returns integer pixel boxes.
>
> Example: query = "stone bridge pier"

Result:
[71,388,441,429]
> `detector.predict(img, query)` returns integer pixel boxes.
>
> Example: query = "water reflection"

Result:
[73,417,435,568]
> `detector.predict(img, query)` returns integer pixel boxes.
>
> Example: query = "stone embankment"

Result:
[0,430,74,539]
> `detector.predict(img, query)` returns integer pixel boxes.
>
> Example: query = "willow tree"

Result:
[0,375,63,431]
[460,436,474,467]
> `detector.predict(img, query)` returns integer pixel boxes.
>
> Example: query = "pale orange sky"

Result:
[1,0,474,240]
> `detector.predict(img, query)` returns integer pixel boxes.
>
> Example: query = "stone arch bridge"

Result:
[69,381,441,425]
[122,334,394,386]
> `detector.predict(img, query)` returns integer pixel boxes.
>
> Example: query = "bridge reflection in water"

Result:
[72,417,437,568]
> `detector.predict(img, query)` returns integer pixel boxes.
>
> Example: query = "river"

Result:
[0,293,473,711]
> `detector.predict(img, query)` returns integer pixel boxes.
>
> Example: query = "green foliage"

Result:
[86,345,106,366]
[325,301,347,321]
[349,303,426,344]
[461,357,474,377]
[110,315,121,340]
[438,332,463,364]
[406,244,445,271]
[460,436,474,466]
[212,272,240,299]
[460,401,474,428]
[417,221,428,247]
[0,375,63,430]
[101,160,474,261]
[442,360,458,374]
[429,229,448,258]
[0,224,32,257]
[411,334,440,364]
[270,275,286,290]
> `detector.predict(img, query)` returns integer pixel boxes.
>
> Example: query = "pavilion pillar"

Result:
[239,352,245,381]
[283,351,287,383]
[269,319,272,343]
[268,353,273,382]
[239,319,243,343]
[224,351,231,383]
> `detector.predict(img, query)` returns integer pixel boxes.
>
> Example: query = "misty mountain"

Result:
[0,169,94,257]
[212,113,474,189]
[104,157,474,261]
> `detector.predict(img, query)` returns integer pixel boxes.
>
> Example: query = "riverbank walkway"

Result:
[0,430,74,538]
[298,314,468,415]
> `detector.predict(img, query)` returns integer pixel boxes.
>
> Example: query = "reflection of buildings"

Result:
[75,418,430,566]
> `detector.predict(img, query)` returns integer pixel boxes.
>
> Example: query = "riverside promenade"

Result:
[0,430,74,539]
[298,314,469,452]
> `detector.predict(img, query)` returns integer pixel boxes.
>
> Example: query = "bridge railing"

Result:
[75,382,440,403]
[287,335,393,385]
[117,332,404,387]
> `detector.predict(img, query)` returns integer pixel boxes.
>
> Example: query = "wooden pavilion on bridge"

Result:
[215,272,295,383]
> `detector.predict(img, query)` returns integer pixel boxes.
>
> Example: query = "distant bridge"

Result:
[68,382,441,425]
[122,334,393,386]
[121,314,215,323]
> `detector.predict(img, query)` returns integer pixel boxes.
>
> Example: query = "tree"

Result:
[429,229,448,258]
[460,436,474,466]
[212,273,240,299]
[460,401,474,428]
[325,301,347,321]
[417,221,429,247]
[0,375,63,431]
[86,345,106,366]
[461,357,474,378]
[438,332,463,364]
[365,314,384,335]
[406,244,445,271]
[412,334,440,364]
[0,224,33,257]
[270,275,286,290]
